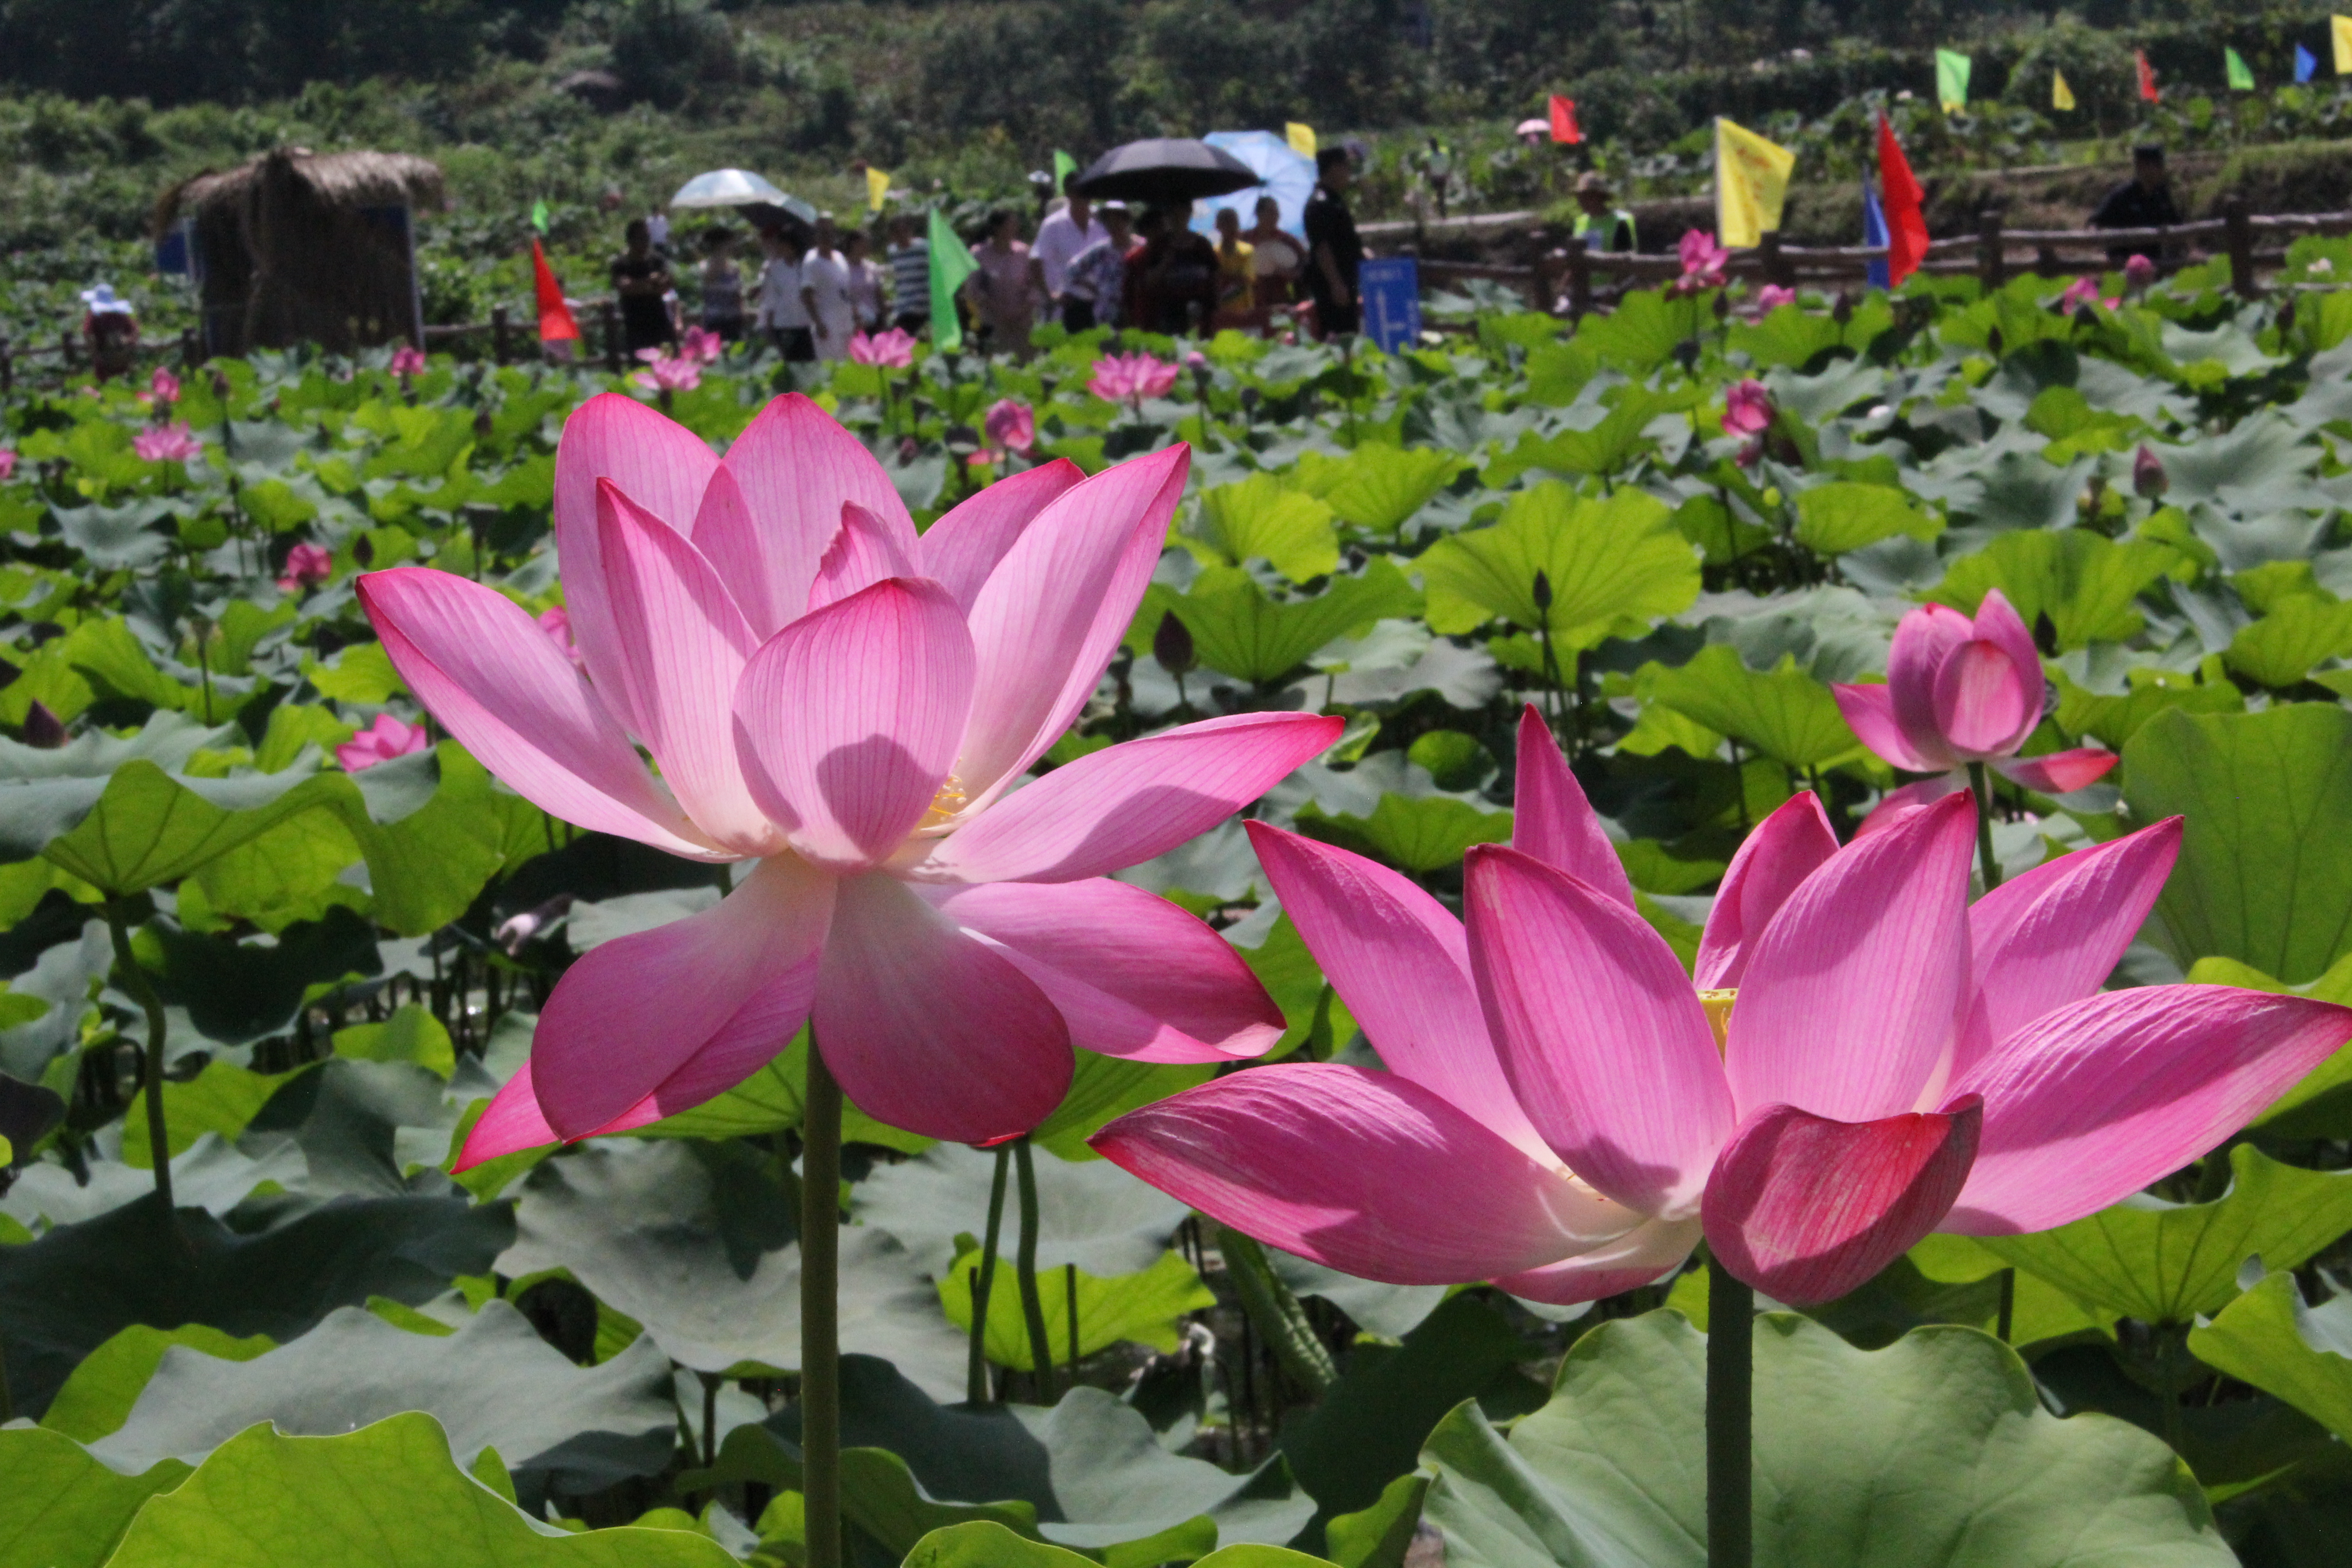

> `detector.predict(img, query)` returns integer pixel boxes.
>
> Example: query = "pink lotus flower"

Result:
[1671,229,1730,293]
[1753,284,1797,313]
[1722,379,1772,438]
[0,451,15,482]
[2124,254,2157,290]
[984,398,1036,456]
[1834,589,2117,820]
[536,605,584,666]
[147,367,181,406]
[358,393,1338,1156]
[2058,277,2117,315]
[277,542,333,592]
[1096,706,2352,1305]
[132,423,203,464]
[631,350,703,395]
[390,345,428,378]
[2134,444,2168,498]
[680,326,725,365]
[336,713,431,772]
[848,328,917,369]
[1088,352,1180,409]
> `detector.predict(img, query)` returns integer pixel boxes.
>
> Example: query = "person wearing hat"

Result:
[1572,172,1636,254]
[79,284,140,381]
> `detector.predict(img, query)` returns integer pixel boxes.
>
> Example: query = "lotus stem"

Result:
[1013,1136,1057,1402]
[968,1143,1011,1403]
[1707,1261,1754,1568]
[1968,761,2002,890]
[103,899,174,1212]
[800,1034,844,1568]
[1216,1223,1338,1395]
[1996,1267,2015,1342]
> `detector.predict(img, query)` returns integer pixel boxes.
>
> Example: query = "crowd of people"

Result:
[603,145,1373,365]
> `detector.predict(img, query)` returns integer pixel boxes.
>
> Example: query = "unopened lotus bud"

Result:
[2124,254,2157,290]
[21,701,65,749]
[1531,569,1553,612]
[2278,297,2298,334]
[1154,611,1196,676]
[2133,444,2168,499]
[1986,326,2004,358]
[1832,292,1854,326]
[1712,290,1732,321]
[353,534,376,567]
[473,407,494,440]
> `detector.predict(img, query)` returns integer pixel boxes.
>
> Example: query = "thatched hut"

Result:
[155,149,445,357]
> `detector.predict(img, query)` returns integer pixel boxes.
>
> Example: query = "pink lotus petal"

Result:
[732,578,975,871]
[916,458,1083,613]
[1932,640,2039,757]
[932,879,1284,1062]
[1509,705,1634,909]
[957,446,1188,802]
[806,502,923,614]
[1852,772,1969,838]
[1945,986,2352,1234]
[1695,792,1839,990]
[1092,1063,1628,1284]
[1465,845,1735,1216]
[1725,790,1975,1122]
[1993,747,2117,795]
[1493,1215,1704,1305]
[813,870,1070,1144]
[1884,601,1973,770]
[454,1062,555,1169]
[698,393,914,639]
[334,713,429,772]
[1830,681,1944,774]
[531,856,834,1138]
[1246,823,1557,1166]
[594,480,774,852]
[1704,1096,1982,1305]
[918,712,1341,884]
[358,568,720,859]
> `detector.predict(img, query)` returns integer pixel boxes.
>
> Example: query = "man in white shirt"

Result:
[799,212,859,360]
[755,226,813,363]
[1031,175,1110,332]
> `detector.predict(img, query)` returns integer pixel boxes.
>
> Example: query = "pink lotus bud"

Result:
[1722,379,1772,438]
[984,398,1036,455]
[2133,444,2167,498]
[275,542,334,592]
[2123,254,2157,290]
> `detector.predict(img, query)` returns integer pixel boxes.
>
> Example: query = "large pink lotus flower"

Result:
[1722,379,1772,438]
[359,393,1338,1156]
[849,328,917,368]
[1671,229,1730,293]
[1751,284,1796,314]
[336,713,430,772]
[1088,352,1180,409]
[631,350,703,395]
[1095,705,2352,1306]
[389,345,428,378]
[133,422,203,464]
[277,542,333,592]
[1834,589,2117,823]
[680,326,725,365]
[984,398,1036,456]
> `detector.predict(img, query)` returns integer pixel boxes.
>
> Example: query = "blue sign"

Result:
[1358,257,1420,353]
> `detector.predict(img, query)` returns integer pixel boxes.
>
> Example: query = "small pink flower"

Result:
[680,326,725,365]
[276,542,333,592]
[335,713,430,772]
[132,422,203,464]
[1754,284,1796,312]
[1722,379,1772,439]
[1671,229,1730,293]
[2133,444,2168,499]
[2123,254,2157,290]
[631,351,703,394]
[0,450,15,482]
[147,367,180,406]
[1185,349,1208,369]
[1088,352,1181,408]
[536,605,585,666]
[984,398,1036,456]
[390,345,428,378]
[2058,276,2117,315]
[848,328,917,368]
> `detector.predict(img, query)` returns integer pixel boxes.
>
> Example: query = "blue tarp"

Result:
[1189,131,1314,241]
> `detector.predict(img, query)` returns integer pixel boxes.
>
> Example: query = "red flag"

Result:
[1874,113,1929,287]
[532,240,580,343]
[1548,95,1582,145]
[2136,49,2160,102]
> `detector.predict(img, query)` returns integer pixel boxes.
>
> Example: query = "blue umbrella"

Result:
[1189,131,1315,241]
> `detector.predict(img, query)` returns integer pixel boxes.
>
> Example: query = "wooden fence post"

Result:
[491,305,511,366]
[0,338,12,396]
[601,300,623,374]
[1977,209,2006,292]
[2225,197,2258,298]
[1564,237,1592,322]
[60,331,77,372]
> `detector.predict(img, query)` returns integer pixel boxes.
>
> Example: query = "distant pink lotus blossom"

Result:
[1184,349,1208,369]
[0,451,15,482]
[679,326,725,365]
[2123,254,2157,290]
[536,605,584,666]
[1753,284,1797,312]
[2058,277,2117,315]
[133,422,203,464]
[1722,379,1773,439]
[336,712,430,772]
[984,398,1036,456]
[358,392,1338,1158]
[390,345,428,378]
[849,328,917,368]
[1836,589,2117,826]
[1088,352,1180,408]
[147,367,180,406]
[1671,229,1730,292]
[1096,705,2352,1306]
[277,542,333,592]
[631,350,702,394]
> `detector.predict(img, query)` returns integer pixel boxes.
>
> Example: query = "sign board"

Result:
[1358,257,1420,353]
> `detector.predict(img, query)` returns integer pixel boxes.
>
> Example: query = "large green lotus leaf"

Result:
[906,1520,1329,1567]
[1481,386,1692,486]
[0,1425,192,1568]
[2189,1271,2352,1442]
[1790,481,1940,556]
[1292,791,1514,873]
[1031,1050,1216,1161]
[1417,482,1699,642]
[1319,444,1463,533]
[940,1247,1212,1369]
[40,1322,274,1441]
[854,1142,1188,1279]
[0,1191,511,1419]
[2051,658,2242,750]
[612,1029,931,1152]
[1197,473,1339,581]
[2153,415,2316,507]
[499,1139,969,1393]
[52,498,174,570]
[1152,558,1422,685]
[55,617,194,714]
[136,904,382,1046]
[1931,529,2181,650]
[1905,1236,2117,1348]
[2224,596,2352,688]
[2122,705,2352,981]
[334,1002,456,1078]
[1420,1310,2229,1568]
[1573,289,1690,374]
[120,1057,311,1168]
[102,1411,739,1568]
[1969,1146,2352,1324]
[87,1301,675,1494]
[1637,645,1857,769]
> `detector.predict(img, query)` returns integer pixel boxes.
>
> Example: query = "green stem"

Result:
[968,1143,1011,1404]
[800,1035,843,1568]
[1013,1137,1057,1403]
[1707,1262,1754,1568]
[103,899,173,1211]
[1968,761,2002,890]
[1995,1267,2015,1343]
[1216,1224,1338,1395]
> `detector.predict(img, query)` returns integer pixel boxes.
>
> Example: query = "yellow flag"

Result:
[2052,69,2076,110]
[1714,118,1796,249]
[2336,15,2352,72]
[1286,122,1317,157]
[865,167,892,212]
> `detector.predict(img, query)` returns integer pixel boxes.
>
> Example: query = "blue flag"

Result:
[1863,183,1891,291]
[2298,42,2318,83]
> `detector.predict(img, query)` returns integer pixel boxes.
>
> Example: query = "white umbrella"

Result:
[669,169,814,223]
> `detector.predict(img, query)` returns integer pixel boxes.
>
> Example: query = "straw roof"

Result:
[154,148,444,235]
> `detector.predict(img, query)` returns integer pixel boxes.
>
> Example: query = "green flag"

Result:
[530,199,549,234]
[1936,49,1972,110]
[1053,148,1078,193]
[926,207,979,352]
[2227,46,2256,90]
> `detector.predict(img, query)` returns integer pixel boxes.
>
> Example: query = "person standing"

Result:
[843,229,887,331]
[1033,174,1110,332]
[799,212,858,360]
[965,209,1039,358]
[1065,202,1135,329]
[1242,194,1304,314]
[885,213,931,333]
[1304,147,1365,338]
[1571,172,1637,253]
[611,218,678,355]
[1210,207,1256,330]
[698,229,746,341]
[2090,144,2182,263]
[755,225,813,364]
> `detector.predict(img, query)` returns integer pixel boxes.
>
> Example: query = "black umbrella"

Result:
[1071,138,1263,204]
